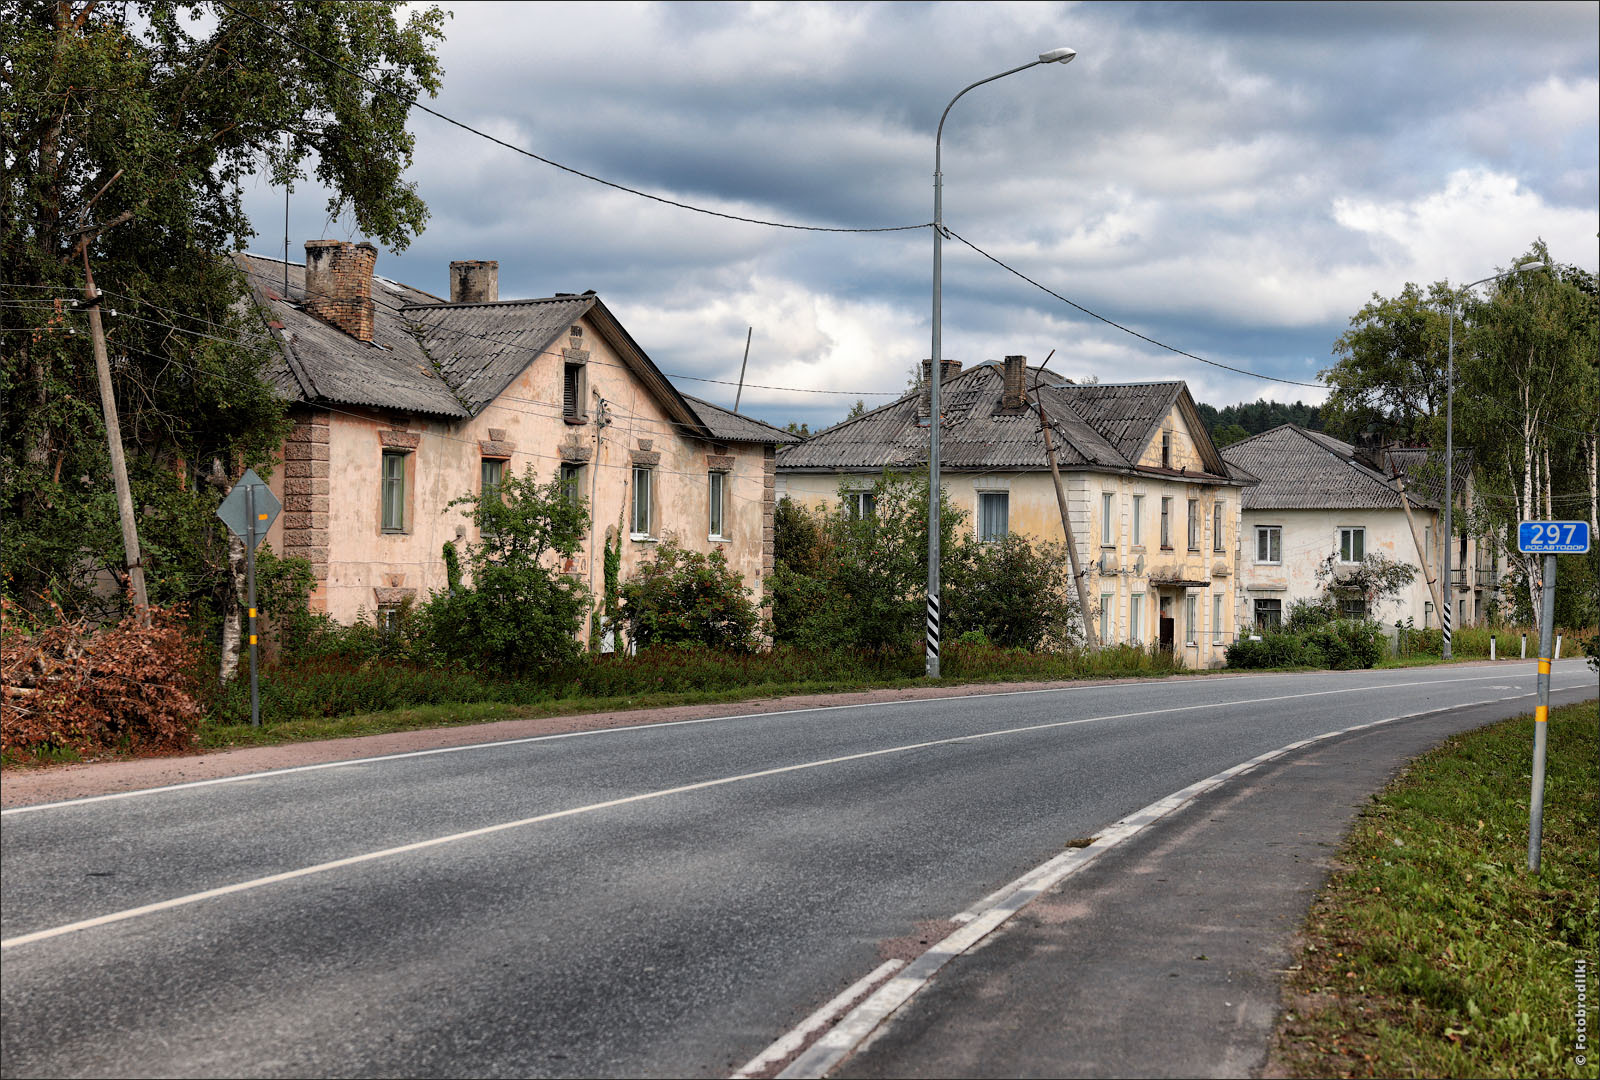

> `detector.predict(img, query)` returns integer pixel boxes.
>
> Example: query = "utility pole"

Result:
[1033,366,1098,653]
[81,252,150,622]
[733,326,752,412]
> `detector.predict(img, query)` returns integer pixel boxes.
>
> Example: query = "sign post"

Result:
[1516,520,1590,872]
[217,469,281,728]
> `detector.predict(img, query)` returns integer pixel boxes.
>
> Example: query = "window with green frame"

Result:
[481,457,506,497]
[381,451,407,532]
[559,462,583,505]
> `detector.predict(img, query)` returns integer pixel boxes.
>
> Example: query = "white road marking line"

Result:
[730,959,906,1079]
[771,687,1593,1079]
[2,665,1571,817]
[1,677,1550,950]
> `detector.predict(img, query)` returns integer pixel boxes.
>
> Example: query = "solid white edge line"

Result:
[730,959,906,1079]
[6,676,1565,950]
[3,664,1569,817]
[773,686,1591,1079]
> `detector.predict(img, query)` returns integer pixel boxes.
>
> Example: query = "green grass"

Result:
[1272,700,1600,1079]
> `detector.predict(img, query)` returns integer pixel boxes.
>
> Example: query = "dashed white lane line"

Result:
[3,665,1570,817]
[768,685,1594,1079]
[6,675,1587,953]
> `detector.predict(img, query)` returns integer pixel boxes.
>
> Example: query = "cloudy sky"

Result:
[242,0,1600,432]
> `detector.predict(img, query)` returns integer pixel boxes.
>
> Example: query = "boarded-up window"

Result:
[564,363,585,419]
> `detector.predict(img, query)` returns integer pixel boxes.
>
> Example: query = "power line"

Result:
[214,1,929,236]
[944,228,1327,390]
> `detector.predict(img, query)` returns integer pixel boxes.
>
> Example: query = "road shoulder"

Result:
[830,688,1596,1079]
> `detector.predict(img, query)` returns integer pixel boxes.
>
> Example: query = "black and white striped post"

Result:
[926,594,941,672]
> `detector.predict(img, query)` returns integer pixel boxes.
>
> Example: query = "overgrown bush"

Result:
[1225,629,1327,669]
[1,599,203,756]
[619,538,762,651]
[1302,620,1385,669]
[1284,596,1338,632]
[421,467,590,676]
[947,534,1081,650]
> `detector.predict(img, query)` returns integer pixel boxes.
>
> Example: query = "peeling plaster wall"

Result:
[273,312,771,628]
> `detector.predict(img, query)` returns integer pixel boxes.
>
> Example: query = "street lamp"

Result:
[926,47,1076,679]
[1439,257,1546,659]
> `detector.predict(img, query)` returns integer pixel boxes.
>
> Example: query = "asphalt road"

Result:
[3,661,1592,1078]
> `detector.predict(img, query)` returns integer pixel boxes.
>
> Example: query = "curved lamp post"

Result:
[926,47,1076,679]
[1439,258,1546,658]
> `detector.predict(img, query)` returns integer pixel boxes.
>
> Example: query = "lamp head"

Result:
[1516,259,1548,272]
[1039,47,1077,64]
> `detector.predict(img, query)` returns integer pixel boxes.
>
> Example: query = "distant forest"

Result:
[1193,399,1324,447]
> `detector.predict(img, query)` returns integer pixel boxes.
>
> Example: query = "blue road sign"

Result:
[1517,520,1590,554]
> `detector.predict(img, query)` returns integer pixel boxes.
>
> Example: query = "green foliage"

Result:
[1320,281,1455,444]
[441,541,462,593]
[945,534,1081,651]
[1228,619,1386,670]
[1274,704,1598,1079]
[618,539,762,652]
[2,1,445,630]
[1302,620,1386,670]
[1194,399,1325,444]
[252,544,319,654]
[769,474,970,653]
[421,467,591,676]
[1284,596,1337,632]
[1225,629,1328,669]
[1314,549,1417,620]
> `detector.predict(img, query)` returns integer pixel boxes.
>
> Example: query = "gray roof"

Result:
[1222,425,1415,510]
[1378,447,1472,503]
[777,364,1241,482]
[682,394,801,445]
[236,254,789,446]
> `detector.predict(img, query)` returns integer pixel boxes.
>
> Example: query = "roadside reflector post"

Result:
[1490,635,1496,661]
[245,485,261,728]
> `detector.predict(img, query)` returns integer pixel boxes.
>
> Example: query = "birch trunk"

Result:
[218,532,246,683]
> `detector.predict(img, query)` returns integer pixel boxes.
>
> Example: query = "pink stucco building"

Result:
[238,242,796,630]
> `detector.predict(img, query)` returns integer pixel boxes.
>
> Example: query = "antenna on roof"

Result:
[733,326,752,412]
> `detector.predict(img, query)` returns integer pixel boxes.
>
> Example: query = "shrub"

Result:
[2,599,203,756]
[947,534,1081,651]
[421,467,590,676]
[1225,629,1326,669]
[1284,596,1338,632]
[618,538,762,651]
[1302,620,1385,669]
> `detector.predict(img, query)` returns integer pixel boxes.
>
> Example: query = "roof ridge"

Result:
[403,294,594,311]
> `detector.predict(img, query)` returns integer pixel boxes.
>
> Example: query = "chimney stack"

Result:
[1002,355,1028,410]
[449,260,499,304]
[941,358,962,381]
[917,358,935,424]
[304,240,377,342]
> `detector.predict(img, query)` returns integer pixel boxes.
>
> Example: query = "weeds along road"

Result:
[3,661,1592,1078]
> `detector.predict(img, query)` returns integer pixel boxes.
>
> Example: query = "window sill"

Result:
[563,414,590,426]
[630,533,657,543]
[708,535,730,543]
[381,528,409,536]
[1255,561,1282,566]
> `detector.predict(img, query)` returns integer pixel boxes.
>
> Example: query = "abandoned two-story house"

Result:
[1220,425,1491,631]
[776,357,1254,666]
[238,241,796,629]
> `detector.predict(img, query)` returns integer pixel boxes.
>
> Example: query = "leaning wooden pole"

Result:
[82,252,150,623]
[1395,474,1444,618]
[1033,366,1098,653]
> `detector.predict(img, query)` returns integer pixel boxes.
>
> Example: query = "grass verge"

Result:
[1270,700,1599,1079]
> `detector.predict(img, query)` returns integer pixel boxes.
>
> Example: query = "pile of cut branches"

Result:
[2,600,201,758]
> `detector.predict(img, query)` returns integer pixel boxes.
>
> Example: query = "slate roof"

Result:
[1221,425,1418,510]
[777,364,1242,483]
[236,253,789,445]
[1379,447,1472,503]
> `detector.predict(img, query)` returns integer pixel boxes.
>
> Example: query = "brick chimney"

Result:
[304,240,377,342]
[917,358,934,424]
[1001,354,1028,410]
[449,260,498,303]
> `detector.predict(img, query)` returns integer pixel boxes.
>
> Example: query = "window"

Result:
[1099,592,1113,642]
[1130,593,1144,642]
[847,490,876,519]
[377,605,402,634]
[1185,594,1197,644]
[481,457,505,497]
[631,466,653,536]
[1423,601,1434,628]
[1161,431,1172,467]
[1160,497,1172,548]
[559,463,583,506]
[1340,527,1365,563]
[1101,492,1115,545]
[1255,525,1281,564]
[563,362,586,420]
[1339,596,1367,620]
[1253,597,1282,630]
[381,450,407,532]
[708,472,726,539]
[978,492,1009,542]
[1131,495,1144,547]
[1213,594,1224,644]
[1187,498,1200,550]
[1213,500,1224,551]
